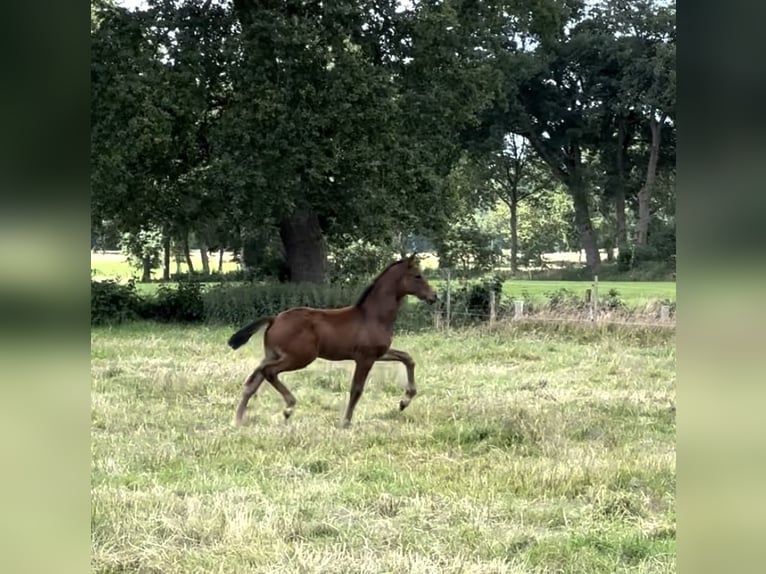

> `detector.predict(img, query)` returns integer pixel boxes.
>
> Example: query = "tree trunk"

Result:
[162,232,171,281]
[615,187,627,255]
[568,177,601,271]
[614,117,629,254]
[279,210,327,283]
[141,256,152,283]
[182,232,195,274]
[199,243,210,275]
[637,114,663,246]
[509,198,519,275]
[218,248,225,273]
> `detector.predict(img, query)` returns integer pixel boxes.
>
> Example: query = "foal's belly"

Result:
[315,326,391,362]
[317,341,390,362]
[309,308,392,362]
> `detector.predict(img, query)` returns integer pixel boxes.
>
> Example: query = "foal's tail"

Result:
[227,316,274,350]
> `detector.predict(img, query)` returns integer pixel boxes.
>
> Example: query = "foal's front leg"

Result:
[377,349,417,411]
[342,359,374,428]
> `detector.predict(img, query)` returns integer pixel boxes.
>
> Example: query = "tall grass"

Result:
[91,323,676,573]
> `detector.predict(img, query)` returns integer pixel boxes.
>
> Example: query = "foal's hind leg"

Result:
[376,349,417,411]
[262,355,313,420]
[234,361,270,426]
[234,351,280,426]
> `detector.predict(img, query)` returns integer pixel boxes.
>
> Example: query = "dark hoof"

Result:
[283,406,295,420]
[399,400,407,411]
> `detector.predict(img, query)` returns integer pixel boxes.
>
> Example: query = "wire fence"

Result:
[424,268,676,331]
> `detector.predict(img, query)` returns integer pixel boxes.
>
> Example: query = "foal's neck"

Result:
[361,282,403,325]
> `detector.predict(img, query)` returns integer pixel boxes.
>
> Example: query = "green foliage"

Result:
[91,279,204,324]
[328,241,396,284]
[517,189,578,265]
[435,214,503,274]
[604,288,627,311]
[90,0,676,284]
[120,228,163,276]
[544,288,586,312]
[151,281,205,323]
[90,279,143,325]
[240,231,289,282]
[202,283,434,333]
[91,219,122,251]
[444,274,504,323]
[618,220,676,271]
[202,283,359,327]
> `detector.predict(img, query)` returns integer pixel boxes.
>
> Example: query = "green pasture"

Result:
[91,251,675,309]
[90,250,240,282]
[135,280,675,310]
[498,280,676,307]
[91,322,675,573]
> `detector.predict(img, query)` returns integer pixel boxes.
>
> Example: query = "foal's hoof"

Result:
[340,419,352,429]
[283,407,295,420]
[399,400,409,411]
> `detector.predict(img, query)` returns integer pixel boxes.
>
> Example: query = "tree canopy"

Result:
[91,0,676,282]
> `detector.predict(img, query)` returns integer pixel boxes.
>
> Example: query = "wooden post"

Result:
[445,269,452,330]
[489,290,496,328]
[514,300,524,321]
[592,275,599,321]
[660,305,670,321]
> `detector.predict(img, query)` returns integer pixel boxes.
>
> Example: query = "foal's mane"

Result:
[354,259,407,307]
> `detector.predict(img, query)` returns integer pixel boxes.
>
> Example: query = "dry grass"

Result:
[91,323,675,573]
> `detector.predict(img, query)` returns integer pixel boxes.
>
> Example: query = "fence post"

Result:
[660,304,670,321]
[445,268,452,330]
[489,290,496,328]
[514,300,524,321]
[591,275,599,321]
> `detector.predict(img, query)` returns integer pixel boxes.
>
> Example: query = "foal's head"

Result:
[396,254,438,304]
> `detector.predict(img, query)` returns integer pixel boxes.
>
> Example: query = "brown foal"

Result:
[227,254,437,427]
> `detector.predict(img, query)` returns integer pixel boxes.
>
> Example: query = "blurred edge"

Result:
[679,1,766,573]
[0,0,91,572]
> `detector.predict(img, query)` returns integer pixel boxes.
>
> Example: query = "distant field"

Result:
[92,250,676,306]
[499,280,676,307]
[90,250,240,281]
[91,323,676,573]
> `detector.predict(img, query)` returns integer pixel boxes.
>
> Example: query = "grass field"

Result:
[497,281,676,308]
[91,251,241,282]
[91,322,676,573]
[91,251,676,307]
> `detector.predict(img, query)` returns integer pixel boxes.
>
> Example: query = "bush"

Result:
[618,222,676,272]
[203,283,359,326]
[441,274,504,325]
[91,278,438,331]
[91,279,143,325]
[544,287,584,312]
[149,281,205,322]
[603,288,627,311]
[328,241,396,284]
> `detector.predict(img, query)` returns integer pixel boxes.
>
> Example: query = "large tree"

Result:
[225,0,502,282]
[469,0,675,271]
[91,0,236,279]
